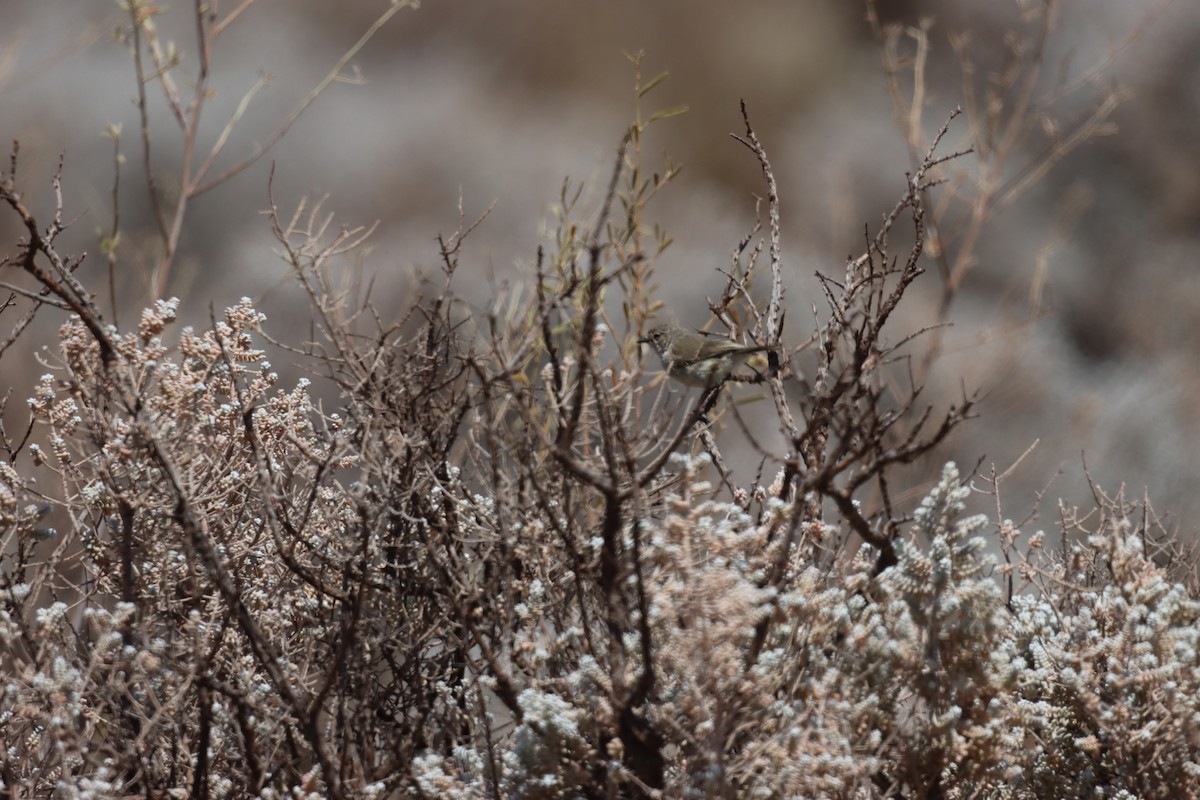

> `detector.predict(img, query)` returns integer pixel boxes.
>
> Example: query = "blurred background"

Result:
[3,0,1199,534]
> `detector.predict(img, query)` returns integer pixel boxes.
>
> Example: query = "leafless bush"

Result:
[1,2,1197,799]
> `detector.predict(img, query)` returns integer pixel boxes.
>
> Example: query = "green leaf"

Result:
[648,105,689,123]
[637,71,670,98]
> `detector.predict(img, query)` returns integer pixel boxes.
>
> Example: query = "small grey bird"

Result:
[639,322,775,388]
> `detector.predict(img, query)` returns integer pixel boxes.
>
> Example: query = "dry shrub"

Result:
[2,2,1197,799]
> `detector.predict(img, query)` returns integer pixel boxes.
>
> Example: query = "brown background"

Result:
[3,0,1199,531]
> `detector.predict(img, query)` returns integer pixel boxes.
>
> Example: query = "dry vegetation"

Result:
[1,1,1198,798]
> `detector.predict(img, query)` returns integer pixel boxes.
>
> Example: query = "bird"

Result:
[638,322,776,388]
